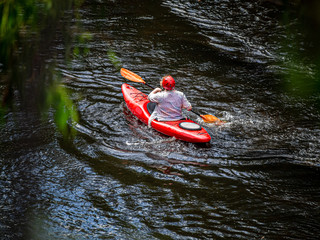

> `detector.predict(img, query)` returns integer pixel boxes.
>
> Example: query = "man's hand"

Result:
[151,88,162,94]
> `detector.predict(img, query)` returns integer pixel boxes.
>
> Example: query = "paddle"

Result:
[120,68,223,124]
[120,68,154,89]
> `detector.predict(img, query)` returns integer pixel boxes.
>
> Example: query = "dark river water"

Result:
[1,0,320,239]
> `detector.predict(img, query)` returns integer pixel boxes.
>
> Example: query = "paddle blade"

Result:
[200,114,223,124]
[120,68,145,84]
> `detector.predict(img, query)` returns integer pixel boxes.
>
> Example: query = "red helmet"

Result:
[162,75,175,90]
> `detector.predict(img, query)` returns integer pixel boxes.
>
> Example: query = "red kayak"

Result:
[121,83,211,143]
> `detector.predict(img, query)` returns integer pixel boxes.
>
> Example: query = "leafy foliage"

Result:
[280,1,320,101]
[0,0,86,137]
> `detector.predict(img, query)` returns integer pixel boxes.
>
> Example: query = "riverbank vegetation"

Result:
[277,0,320,107]
[0,0,89,136]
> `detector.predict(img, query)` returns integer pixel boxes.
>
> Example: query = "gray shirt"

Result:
[148,90,191,123]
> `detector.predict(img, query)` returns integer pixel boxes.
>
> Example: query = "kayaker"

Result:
[147,75,192,127]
